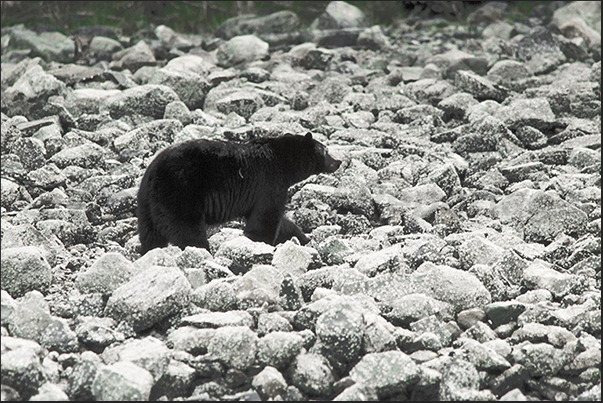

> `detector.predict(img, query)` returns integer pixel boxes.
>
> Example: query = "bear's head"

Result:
[270,132,341,184]
[304,132,341,174]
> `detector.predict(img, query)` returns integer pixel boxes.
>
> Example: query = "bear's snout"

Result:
[325,156,341,173]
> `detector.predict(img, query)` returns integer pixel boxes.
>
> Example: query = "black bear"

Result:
[137,132,341,254]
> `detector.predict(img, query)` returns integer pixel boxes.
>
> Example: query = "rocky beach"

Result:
[1,1,601,401]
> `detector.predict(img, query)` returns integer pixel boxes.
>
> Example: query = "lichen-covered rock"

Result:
[104,265,192,332]
[102,84,179,119]
[207,326,258,371]
[91,361,154,401]
[349,350,420,399]
[216,35,269,67]
[289,353,335,397]
[1,247,52,298]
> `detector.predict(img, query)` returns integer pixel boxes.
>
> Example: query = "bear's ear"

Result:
[305,132,313,141]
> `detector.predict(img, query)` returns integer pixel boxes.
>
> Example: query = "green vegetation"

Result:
[1,1,547,36]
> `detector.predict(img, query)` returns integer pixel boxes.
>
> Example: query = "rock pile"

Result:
[1,1,601,401]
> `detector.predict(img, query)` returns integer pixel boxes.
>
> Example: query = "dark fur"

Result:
[137,133,341,254]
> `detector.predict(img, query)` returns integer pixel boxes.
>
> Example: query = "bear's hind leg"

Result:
[138,201,168,255]
[139,221,169,255]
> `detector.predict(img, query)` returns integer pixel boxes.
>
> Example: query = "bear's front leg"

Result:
[275,217,310,245]
[244,205,283,246]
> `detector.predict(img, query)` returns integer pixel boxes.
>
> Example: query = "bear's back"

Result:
[146,139,278,224]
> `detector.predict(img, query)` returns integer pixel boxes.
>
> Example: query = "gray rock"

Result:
[509,323,576,347]
[104,265,192,332]
[515,125,548,149]
[257,312,292,336]
[207,326,258,371]
[349,350,420,399]
[214,90,265,121]
[454,70,508,102]
[494,189,589,243]
[551,1,601,49]
[487,60,532,84]
[427,48,489,79]
[460,320,499,343]
[75,317,124,352]
[0,338,48,399]
[437,92,479,121]
[26,164,67,190]
[457,235,506,270]
[64,88,122,117]
[334,383,378,401]
[457,307,486,330]
[48,143,106,169]
[215,236,274,274]
[29,382,69,401]
[516,26,566,74]
[316,304,364,363]
[289,352,335,396]
[91,361,154,401]
[317,236,355,265]
[256,331,304,370]
[1,223,65,267]
[354,244,405,277]
[181,310,254,328]
[232,264,283,309]
[48,64,104,86]
[272,241,322,276]
[192,279,237,311]
[163,100,191,125]
[498,162,543,187]
[215,11,300,40]
[75,252,136,295]
[149,67,210,110]
[216,35,269,67]
[1,178,23,210]
[113,118,183,151]
[409,315,453,348]
[457,338,511,372]
[439,359,482,400]
[490,364,529,398]
[394,104,443,124]
[151,359,196,399]
[89,35,123,55]
[1,246,52,298]
[410,262,492,313]
[10,137,46,170]
[102,84,180,119]
[38,318,79,354]
[568,147,601,170]
[111,40,156,71]
[494,97,556,132]
[167,326,215,355]
[252,366,288,400]
[511,341,566,377]
[101,336,170,381]
[7,29,74,63]
[387,293,454,326]
[404,78,456,105]
[362,313,397,354]
[311,1,368,30]
[357,25,391,50]
[523,259,585,299]
[1,290,17,326]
